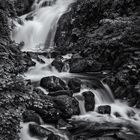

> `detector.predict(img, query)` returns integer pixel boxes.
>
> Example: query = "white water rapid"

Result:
[12,0,74,52]
[13,0,140,139]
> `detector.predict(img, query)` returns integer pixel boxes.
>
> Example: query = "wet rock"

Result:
[26,97,61,123]
[40,0,56,7]
[69,58,88,73]
[47,133,61,140]
[127,110,136,118]
[53,95,80,118]
[69,120,120,138]
[29,124,52,138]
[17,18,24,25]
[69,58,102,73]
[22,110,42,124]
[114,132,140,140]
[12,0,34,16]
[40,76,67,92]
[74,94,85,101]
[48,90,73,97]
[25,13,34,21]
[68,78,82,93]
[27,52,45,63]
[114,112,121,118]
[82,91,95,112]
[57,119,72,129]
[97,105,111,115]
[50,50,61,58]
[51,56,64,72]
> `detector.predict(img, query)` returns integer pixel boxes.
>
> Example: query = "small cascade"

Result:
[20,122,69,140]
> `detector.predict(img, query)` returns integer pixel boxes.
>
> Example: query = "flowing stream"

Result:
[12,0,140,139]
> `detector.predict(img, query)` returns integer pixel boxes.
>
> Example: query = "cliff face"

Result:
[55,0,140,107]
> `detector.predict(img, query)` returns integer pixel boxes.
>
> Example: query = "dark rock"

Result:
[22,110,42,124]
[74,94,85,101]
[127,110,136,118]
[26,97,61,123]
[69,58,102,73]
[50,50,61,58]
[53,95,80,118]
[48,90,73,97]
[57,119,72,129]
[97,105,111,115]
[114,112,121,118]
[25,13,34,21]
[114,132,140,140]
[12,0,34,16]
[51,56,64,72]
[29,124,52,138]
[69,58,88,73]
[68,78,81,93]
[69,120,120,138]
[17,18,24,25]
[40,0,56,7]
[82,91,95,112]
[27,52,45,64]
[40,76,67,92]
[47,133,61,140]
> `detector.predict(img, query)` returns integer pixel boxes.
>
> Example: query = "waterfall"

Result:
[12,0,75,51]
[13,0,140,139]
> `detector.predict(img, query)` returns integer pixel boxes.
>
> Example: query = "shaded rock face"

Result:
[55,0,140,107]
[29,124,52,138]
[47,133,61,140]
[82,91,95,112]
[22,110,42,124]
[97,105,111,115]
[40,76,67,92]
[26,97,61,123]
[53,95,80,119]
[68,78,81,93]
[69,58,102,73]
[11,0,34,16]
[51,56,64,72]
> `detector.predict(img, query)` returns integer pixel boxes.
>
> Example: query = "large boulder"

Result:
[53,95,80,118]
[68,78,82,93]
[97,105,111,115]
[82,91,95,112]
[69,58,88,73]
[69,58,102,73]
[40,76,67,92]
[29,124,52,138]
[26,97,61,123]
[22,110,42,124]
[47,134,61,140]
[51,56,64,72]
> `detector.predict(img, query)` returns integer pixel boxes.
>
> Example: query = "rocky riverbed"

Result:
[0,0,140,140]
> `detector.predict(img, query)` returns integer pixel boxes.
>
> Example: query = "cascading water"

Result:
[12,0,74,51]
[13,0,140,139]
